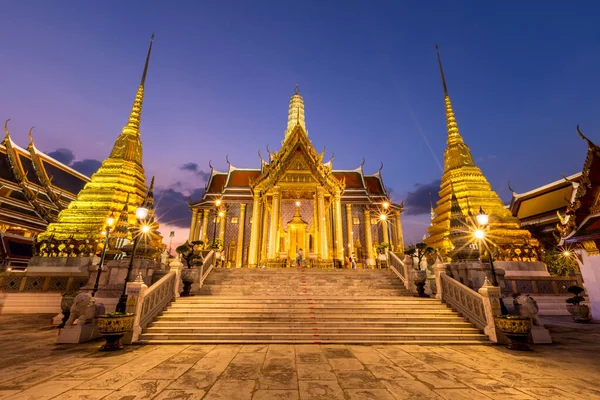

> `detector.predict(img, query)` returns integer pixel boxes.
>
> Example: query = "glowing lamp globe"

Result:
[474,229,485,240]
[106,217,115,227]
[141,225,151,234]
[476,207,489,226]
[136,207,149,220]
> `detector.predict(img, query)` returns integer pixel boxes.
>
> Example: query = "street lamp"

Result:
[473,207,498,286]
[115,206,149,313]
[91,215,115,297]
[212,199,223,248]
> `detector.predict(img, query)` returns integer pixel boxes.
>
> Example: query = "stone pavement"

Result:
[0,315,599,400]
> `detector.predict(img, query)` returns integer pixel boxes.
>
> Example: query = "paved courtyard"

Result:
[0,315,599,400]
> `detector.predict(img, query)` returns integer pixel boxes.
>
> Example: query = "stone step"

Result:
[144,326,481,334]
[156,316,468,323]
[173,296,437,302]
[167,304,450,310]
[138,339,491,345]
[138,332,489,341]
[149,320,476,328]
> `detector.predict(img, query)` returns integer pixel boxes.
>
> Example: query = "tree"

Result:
[175,240,204,268]
[404,242,436,271]
[543,248,578,277]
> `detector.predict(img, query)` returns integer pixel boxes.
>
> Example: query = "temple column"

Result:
[260,198,269,261]
[390,215,398,250]
[382,218,389,246]
[317,187,328,259]
[345,204,353,255]
[201,209,210,243]
[189,209,198,242]
[364,209,374,266]
[218,209,227,243]
[313,194,319,256]
[395,211,404,252]
[268,186,281,259]
[248,193,262,267]
[193,211,202,241]
[235,203,246,268]
[334,192,344,263]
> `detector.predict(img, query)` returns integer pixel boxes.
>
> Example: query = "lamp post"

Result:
[91,215,115,297]
[212,199,222,247]
[115,206,149,314]
[474,206,499,286]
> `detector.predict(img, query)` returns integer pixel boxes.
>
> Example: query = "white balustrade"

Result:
[439,273,487,330]
[388,252,407,289]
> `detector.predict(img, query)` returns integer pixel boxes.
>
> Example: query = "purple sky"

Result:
[2,1,600,247]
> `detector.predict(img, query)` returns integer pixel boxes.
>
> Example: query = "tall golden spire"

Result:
[426,45,538,258]
[37,35,163,250]
[435,45,475,171]
[285,82,306,139]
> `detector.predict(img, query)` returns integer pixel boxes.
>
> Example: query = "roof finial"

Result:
[28,126,35,146]
[295,82,299,94]
[4,119,11,140]
[435,44,448,96]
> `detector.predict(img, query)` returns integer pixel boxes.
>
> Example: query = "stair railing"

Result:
[435,261,502,342]
[388,252,408,290]
[198,250,215,288]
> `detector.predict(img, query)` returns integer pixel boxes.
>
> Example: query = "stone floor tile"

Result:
[221,363,262,380]
[365,364,415,380]
[350,349,393,365]
[387,357,437,372]
[7,379,82,400]
[154,389,206,400]
[232,352,266,365]
[165,352,208,364]
[335,370,384,389]
[167,356,233,390]
[203,346,241,359]
[0,367,72,390]
[0,391,20,399]
[344,389,397,400]
[323,348,353,359]
[298,381,345,400]
[252,389,299,400]
[54,365,117,381]
[296,353,326,364]
[412,371,466,389]
[49,389,114,399]
[138,363,194,380]
[258,358,297,389]
[392,345,431,353]
[239,345,268,353]
[374,347,411,359]
[328,358,364,371]
[296,364,337,381]
[203,380,255,400]
[434,388,494,400]
[517,387,580,400]
[410,352,452,364]
[102,379,171,400]
[461,378,536,399]
[382,380,443,400]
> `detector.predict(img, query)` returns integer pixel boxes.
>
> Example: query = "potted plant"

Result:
[58,291,79,328]
[176,240,204,297]
[96,312,135,351]
[494,315,532,351]
[566,285,591,323]
[404,243,435,297]
[376,243,390,267]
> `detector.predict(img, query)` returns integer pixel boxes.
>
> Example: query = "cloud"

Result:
[154,187,205,228]
[403,180,441,216]
[71,159,102,176]
[179,162,211,181]
[48,148,75,165]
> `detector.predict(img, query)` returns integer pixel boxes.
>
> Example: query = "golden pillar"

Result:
[248,193,262,267]
[382,218,389,246]
[345,204,353,255]
[334,193,344,262]
[268,187,281,259]
[194,211,202,241]
[395,210,404,252]
[260,198,269,261]
[218,209,227,243]
[189,208,198,242]
[364,209,374,266]
[201,209,210,243]
[317,187,328,259]
[235,203,246,267]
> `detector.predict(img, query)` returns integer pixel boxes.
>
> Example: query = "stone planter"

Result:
[414,270,429,298]
[58,295,76,328]
[180,268,198,297]
[566,304,591,323]
[494,315,532,351]
[97,313,135,351]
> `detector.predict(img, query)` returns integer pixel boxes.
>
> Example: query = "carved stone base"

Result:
[57,323,100,344]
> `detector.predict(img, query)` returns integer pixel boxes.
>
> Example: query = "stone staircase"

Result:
[138,267,489,344]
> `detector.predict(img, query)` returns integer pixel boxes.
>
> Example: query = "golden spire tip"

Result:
[435,44,449,96]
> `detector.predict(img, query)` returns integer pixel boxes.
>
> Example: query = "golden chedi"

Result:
[425,46,538,261]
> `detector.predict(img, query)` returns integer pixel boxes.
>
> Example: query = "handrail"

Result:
[138,270,177,329]
[199,250,215,287]
[388,252,407,285]
[440,273,487,330]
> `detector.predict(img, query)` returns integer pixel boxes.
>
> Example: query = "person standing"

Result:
[351,252,357,269]
[296,248,303,267]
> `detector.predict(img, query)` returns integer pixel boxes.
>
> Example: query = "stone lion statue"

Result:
[65,293,105,326]
[513,293,543,326]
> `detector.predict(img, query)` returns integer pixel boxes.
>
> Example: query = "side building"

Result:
[188,87,405,268]
[0,125,90,269]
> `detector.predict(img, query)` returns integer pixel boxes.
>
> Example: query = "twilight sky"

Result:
[2,1,600,248]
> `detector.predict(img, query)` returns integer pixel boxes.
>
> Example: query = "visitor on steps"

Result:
[296,248,303,267]
[351,252,357,269]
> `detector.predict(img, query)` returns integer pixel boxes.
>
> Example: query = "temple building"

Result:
[34,34,164,259]
[0,124,90,268]
[188,86,404,268]
[425,47,539,261]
